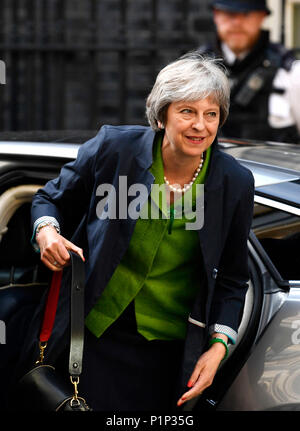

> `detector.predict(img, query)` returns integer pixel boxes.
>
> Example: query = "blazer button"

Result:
[212,268,218,279]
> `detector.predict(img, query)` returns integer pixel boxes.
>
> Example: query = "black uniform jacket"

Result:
[198,31,299,144]
[24,125,254,391]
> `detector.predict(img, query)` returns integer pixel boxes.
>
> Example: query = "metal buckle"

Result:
[70,375,81,405]
[35,341,47,365]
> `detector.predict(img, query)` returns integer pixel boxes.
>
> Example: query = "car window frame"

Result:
[251,195,300,289]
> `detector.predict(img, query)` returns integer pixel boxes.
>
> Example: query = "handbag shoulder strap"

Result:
[37,251,85,379]
[39,271,62,345]
[68,251,85,377]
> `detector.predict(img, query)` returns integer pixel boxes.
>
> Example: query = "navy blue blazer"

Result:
[29,125,254,389]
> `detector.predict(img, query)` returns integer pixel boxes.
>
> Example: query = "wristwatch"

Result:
[35,221,60,237]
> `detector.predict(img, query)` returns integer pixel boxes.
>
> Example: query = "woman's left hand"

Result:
[177,340,226,407]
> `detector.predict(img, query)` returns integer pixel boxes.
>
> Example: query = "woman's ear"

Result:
[157,121,164,129]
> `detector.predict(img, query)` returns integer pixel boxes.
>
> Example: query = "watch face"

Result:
[37,222,55,234]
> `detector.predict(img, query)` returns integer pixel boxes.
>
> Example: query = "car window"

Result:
[252,203,300,281]
[0,201,50,287]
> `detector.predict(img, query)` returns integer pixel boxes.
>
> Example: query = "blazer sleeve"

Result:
[31,127,106,237]
[208,169,255,343]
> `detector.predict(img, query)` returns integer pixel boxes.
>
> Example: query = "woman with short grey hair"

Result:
[146,52,230,131]
[30,51,254,410]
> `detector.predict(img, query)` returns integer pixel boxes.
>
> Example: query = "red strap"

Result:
[39,270,63,343]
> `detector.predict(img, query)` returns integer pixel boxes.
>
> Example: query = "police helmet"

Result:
[210,0,271,15]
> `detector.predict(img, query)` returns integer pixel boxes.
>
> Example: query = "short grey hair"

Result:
[146,51,230,131]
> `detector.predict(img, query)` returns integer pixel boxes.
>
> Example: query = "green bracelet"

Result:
[209,337,229,361]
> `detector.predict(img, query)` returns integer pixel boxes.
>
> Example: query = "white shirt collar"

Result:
[221,42,249,65]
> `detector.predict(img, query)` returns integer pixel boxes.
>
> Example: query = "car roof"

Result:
[0,140,80,159]
[220,139,300,182]
[219,138,300,214]
[219,138,300,180]
[0,131,299,168]
[0,130,96,160]
[0,131,300,210]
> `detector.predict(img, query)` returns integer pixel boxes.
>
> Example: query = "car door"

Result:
[214,182,300,411]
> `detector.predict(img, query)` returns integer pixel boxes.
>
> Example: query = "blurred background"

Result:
[0,0,299,132]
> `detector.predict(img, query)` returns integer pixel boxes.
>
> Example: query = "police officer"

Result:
[198,0,300,143]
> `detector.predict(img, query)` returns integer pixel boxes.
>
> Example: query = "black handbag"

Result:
[3,251,91,411]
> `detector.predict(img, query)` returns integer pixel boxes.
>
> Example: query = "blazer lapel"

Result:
[198,138,225,268]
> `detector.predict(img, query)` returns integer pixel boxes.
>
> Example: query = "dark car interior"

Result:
[252,203,300,281]
[0,197,52,406]
[0,203,50,287]
[259,234,300,280]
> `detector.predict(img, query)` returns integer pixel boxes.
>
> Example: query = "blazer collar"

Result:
[202,135,224,192]
[135,127,156,170]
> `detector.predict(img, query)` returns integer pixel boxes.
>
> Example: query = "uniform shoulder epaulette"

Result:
[266,43,295,71]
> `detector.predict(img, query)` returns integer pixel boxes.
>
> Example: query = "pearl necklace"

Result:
[164,154,204,193]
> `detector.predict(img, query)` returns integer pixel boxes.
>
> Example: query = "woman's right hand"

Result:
[36,225,85,271]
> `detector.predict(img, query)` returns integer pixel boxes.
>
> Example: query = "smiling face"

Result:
[161,96,220,161]
[213,9,267,55]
